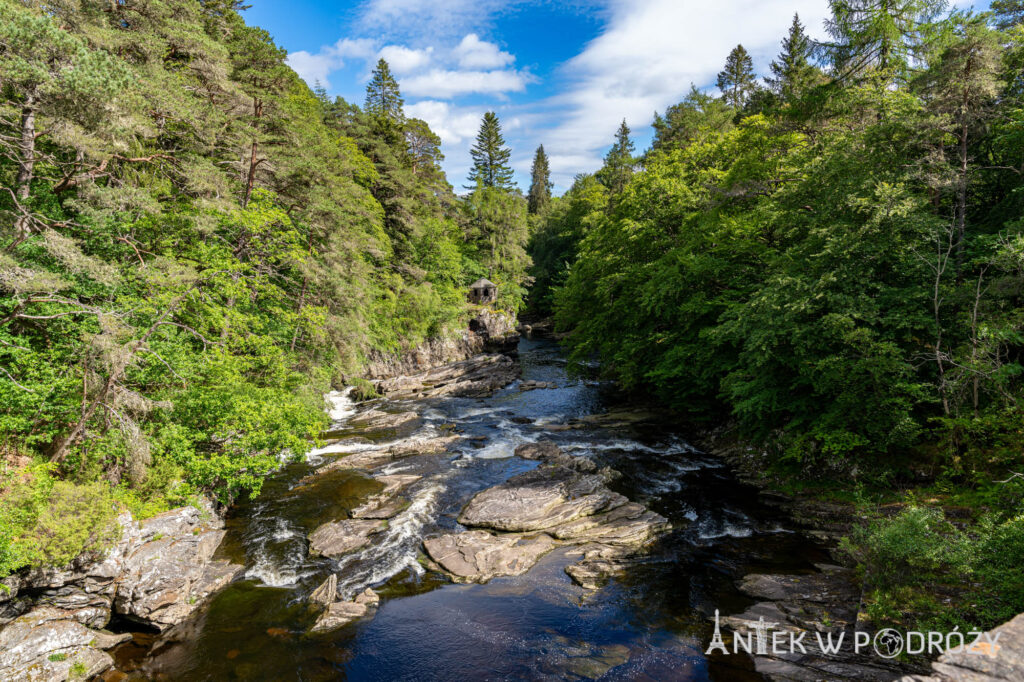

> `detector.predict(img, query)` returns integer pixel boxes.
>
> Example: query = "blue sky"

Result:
[244,0,990,193]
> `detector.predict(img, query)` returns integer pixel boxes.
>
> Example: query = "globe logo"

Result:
[874,629,904,658]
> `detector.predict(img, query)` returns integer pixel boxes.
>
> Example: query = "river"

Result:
[111,337,829,681]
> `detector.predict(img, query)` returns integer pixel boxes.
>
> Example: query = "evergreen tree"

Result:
[596,119,636,196]
[365,58,404,125]
[766,14,817,101]
[716,44,757,108]
[824,0,947,81]
[528,145,552,214]
[991,0,1024,29]
[467,111,515,190]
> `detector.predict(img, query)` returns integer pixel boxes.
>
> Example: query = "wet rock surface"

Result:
[425,442,669,586]
[423,530,558,583]
[717,564,918,681]
[309,588,380,634]
[308,519,387,558]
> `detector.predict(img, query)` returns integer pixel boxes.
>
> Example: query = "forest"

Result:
[2,0,1024,643]
[0,0,529,573]
[528,0,1024,630]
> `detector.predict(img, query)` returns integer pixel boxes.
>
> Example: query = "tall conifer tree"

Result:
[716,44,757,107]
[528,145,552,214]
[467,111,515,190]
[766,14,816,101]
[596,119,635,197]
[364,58,404,124]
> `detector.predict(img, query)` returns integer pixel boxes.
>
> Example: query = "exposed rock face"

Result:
[314,436,458,473]
[0,502,242,680]
[309,574,337,609]
[374,353,519,400]
[425,443,669,586]
[423,531,558,583]
[0,606,131,682]
[345,410,423,439]
[114,506,243,630]
[362,310,518,381]
[309,588,380,634]
[900,612,1024,682]
[308,519,386,558]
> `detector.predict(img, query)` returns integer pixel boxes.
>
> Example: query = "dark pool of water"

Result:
[112,337,828,681]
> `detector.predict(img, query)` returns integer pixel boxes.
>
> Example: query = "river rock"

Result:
[0,606,131,681]
[514,441,562,461]
[423,531,557,583]
[114,505,244,631]
[375,354,519,400]
[308,519,386,558]
[458,466,626,532]
[519,380,556,391]
[548,502,669,546]
[351,474,421,519]
[309,574,337,609]
[309,588,380,633]
[348,410,423,438]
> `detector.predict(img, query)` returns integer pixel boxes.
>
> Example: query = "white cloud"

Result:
[378,45,433,73]
[401,68,532,98]
[405,100,484,144]
[286,38,377,89]
[355,0,517,42]
[453,33,515,69]
[541,0,832,188]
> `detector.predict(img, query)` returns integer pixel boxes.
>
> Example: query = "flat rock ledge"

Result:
[423,441,668,588]
[374,353,519,400]
[0,502,242,681]
[308,519,387,558]
[351,474,421,519]
[314,434,460,473]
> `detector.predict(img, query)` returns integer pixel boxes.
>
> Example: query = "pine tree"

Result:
[365,58,404,125]
[596,119,635,196]
[716,45,757,108]
[766,14,816,102]
[824,0,946,81]
[467,111,515,190]
[528,145,552,214]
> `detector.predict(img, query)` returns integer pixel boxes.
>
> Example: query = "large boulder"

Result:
[900,611,1024,681]
[375,354,519,400]
[458,467,626,533]
[113,505,244,631]
[423,531,557,583]
[0,606,131,681]
[308,519,386,558]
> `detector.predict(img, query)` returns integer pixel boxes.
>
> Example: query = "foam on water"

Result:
[333,475,448,598]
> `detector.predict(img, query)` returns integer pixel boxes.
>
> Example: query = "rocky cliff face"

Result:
[362,309,518,381]
[0,501,241,681]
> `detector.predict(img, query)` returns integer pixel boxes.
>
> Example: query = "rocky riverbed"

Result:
[10,334,1011,681]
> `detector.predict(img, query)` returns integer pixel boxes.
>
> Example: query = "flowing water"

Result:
[113,337,829,681]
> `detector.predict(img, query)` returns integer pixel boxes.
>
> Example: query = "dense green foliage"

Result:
[843,504,1024,631]
[524,0,1024,630]
[0,0,530,573]
[537,2,1024,492]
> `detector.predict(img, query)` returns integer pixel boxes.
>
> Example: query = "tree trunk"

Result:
[242,98,263,208]
[14,89,39,240]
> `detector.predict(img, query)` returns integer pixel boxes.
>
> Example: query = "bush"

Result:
[842,505,1024,632]
[0,463,120,575]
